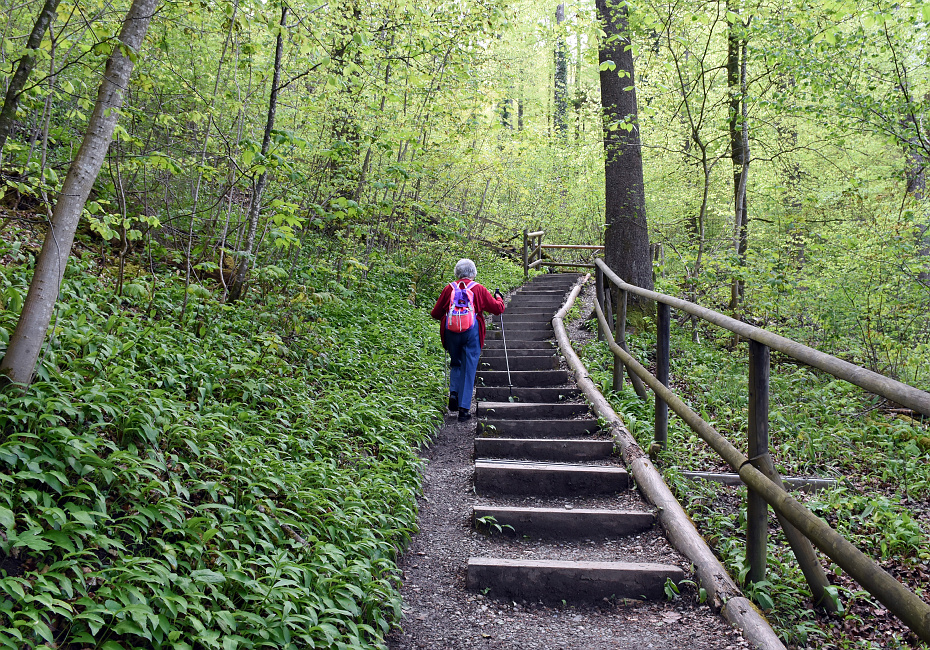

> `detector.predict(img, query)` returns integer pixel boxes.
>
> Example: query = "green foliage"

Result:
[0,235,455,648]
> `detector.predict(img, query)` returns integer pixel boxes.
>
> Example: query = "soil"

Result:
[387,281,751,649]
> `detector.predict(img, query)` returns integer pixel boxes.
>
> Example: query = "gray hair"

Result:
[454,258,477,280]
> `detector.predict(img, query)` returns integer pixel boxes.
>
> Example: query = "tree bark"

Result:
[596,0,652,301]
[554,4,567,136]
[227,5,286,302]
[728,6,749,309]
[1,0,159,386]
[0,0,62,157]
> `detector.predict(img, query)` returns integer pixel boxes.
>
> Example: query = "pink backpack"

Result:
[446,280,477,333]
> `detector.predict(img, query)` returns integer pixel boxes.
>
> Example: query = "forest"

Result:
[0,0,928,647]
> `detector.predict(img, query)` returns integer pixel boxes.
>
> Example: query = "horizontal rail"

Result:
[538,261,595,269]
[540,244,605,251]
[528,259,544,269]
[594,258,930,417]
[591,297,930,642]
[526,230,545,238]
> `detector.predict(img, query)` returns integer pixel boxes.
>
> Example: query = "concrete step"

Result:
[481,348,556,358]
[499,307,555,315]
[506,298,566,306]
[478,418,600,437]
[488,321,552,332]
[472,506,654,538]
[483,340,554,351]
[495,313,554,323]
[477,401,590,420]
[478,370,568,387]
[478,356,558,371]
[466,558,683,601]
[474,438,613,462]
[474,460,628,496]
[475,387,579,402]
[513,290,569,297]
[485,330,552,341]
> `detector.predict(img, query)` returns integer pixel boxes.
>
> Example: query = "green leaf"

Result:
[190,569,225,584]
[0,506,14,529]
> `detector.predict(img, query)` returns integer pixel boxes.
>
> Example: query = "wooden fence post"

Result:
[746,339,769,584]
[595,265,605,343]
[612,286,624,392]
[523,229,529,279]
[655,302,670,448]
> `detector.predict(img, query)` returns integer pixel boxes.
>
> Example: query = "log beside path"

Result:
[388,274,763,649]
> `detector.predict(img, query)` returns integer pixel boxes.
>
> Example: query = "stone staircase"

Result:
[466,273,684,602]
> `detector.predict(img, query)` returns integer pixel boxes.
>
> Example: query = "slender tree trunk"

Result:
[728,8,749,309]
[0,0,62,159]
[1,0,159,386]
[554,3,567,136]
[596,0,653,300]
[227,5,286,302]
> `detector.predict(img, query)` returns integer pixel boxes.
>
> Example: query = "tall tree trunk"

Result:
[728,6,749,309]
[596,0,652,300]
[0,0,62,159]
[227,5,286,303]
[554,3,567,137]
[1,0,159,386]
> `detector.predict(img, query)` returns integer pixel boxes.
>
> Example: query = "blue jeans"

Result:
[445,324,481,410]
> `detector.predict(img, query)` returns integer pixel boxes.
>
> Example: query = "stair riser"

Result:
[494,314,554,323]
[485,331,552,341]
[472,507,654,539]
[478,357,558,371]
[466,559,683,601]
[474,464,628,496]
[483,341,554,351]
[477,371,568,387]
[477,402,589,420]
[478,419,599,437]
[474,438,614,462]
[481,349,556,358]
[475,387,579,402]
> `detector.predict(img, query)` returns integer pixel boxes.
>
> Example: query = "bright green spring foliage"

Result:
[0,231,531,648]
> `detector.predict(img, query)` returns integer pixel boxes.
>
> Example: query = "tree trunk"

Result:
[227,5,286,303]
[554,4,567,137]
[1,0,159,386]
[728,8,749,309]
[596,0,653,300]
[0,0,62,158]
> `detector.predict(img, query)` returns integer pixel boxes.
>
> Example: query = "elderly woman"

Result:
[431,258,505,421]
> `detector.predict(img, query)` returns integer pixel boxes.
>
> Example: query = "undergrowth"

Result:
[0,228,523,648]
[579,317,930,649]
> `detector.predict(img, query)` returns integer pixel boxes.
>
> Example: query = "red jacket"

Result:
[431,280,505,348]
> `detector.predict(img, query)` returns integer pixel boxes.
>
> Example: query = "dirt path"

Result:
[387,285,752,649]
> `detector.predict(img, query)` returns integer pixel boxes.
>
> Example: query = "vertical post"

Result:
[523,229,529,279]
[655,302,670,449]
[604,282,614,333]
[746,339,769,584]
[612,286,624,391]
[595,265,605,342]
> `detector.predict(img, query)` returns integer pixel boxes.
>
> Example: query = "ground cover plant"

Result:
[578,317,930,649]
[0,223,523,648]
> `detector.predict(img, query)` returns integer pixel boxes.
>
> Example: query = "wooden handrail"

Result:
[540,244,605,250]
[594,258,930,417]
[591,258,930,642]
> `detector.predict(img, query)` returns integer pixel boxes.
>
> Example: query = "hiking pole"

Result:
[495,289,514,401]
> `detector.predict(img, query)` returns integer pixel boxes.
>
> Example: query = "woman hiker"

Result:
[431,259,506,421]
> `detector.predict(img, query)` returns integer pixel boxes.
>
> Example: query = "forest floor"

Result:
[386,286,752,649]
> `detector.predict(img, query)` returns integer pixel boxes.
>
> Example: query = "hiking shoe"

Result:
[457,408,472,422]
[448,392,458,412]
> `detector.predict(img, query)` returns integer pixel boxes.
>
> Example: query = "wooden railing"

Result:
[522,229,603,278]
[591,257,930,643]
